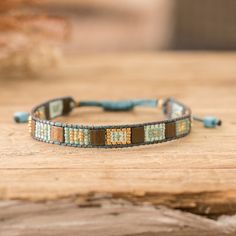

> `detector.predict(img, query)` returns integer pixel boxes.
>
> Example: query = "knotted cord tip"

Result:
[203,116,222,128]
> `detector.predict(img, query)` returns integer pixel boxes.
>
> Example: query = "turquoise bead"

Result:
[14,112,29,123]
[203,116,222,128]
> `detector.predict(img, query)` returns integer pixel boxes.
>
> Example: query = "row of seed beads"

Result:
[74,129,79,144]
[34,121,50,141]
[45,123,51,141]
[35,122,40,139]
[64,127,70,144]
[64,126,90,146]
[64,127,77,144]
[78,129,84,144]
[64,127,81,145]
[69,128,74,144]
[80,129,90,145]
[28,115,32,134]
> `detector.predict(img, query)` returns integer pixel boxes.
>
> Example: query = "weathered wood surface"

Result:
[0,52,236,235]
[1,198,236,236]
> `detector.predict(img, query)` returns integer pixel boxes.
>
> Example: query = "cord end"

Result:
[203,116,222,128]
[14,112,29,123]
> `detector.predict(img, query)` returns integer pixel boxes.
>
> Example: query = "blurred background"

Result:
[0,0,236,77]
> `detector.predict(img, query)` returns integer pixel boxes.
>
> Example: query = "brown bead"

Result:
[131,126,144,144]
[90,129,105,146]
[165,122,176,139]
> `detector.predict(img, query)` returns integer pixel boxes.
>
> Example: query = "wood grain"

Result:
[0,198,236,236]
[0,52,236,233]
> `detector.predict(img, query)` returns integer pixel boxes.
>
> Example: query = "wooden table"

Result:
[0,52,236,236]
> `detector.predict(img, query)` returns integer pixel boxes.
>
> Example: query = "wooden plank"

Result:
[0,199,236,236]
[0,52,236,219]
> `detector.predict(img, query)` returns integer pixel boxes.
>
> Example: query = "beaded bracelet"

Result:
[14,96,221,148]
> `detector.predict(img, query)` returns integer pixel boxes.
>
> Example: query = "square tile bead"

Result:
[51,126,64,143]
[131,126,144,144]
[165,122,176,139]
[49,100,63,119]
[37,106,46,119]
[106,128,131,145]
[176,118,190,136]
[144,123,165,142]
[90,129,105,146]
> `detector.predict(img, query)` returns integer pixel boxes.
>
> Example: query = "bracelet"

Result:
[14,96,221,148]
